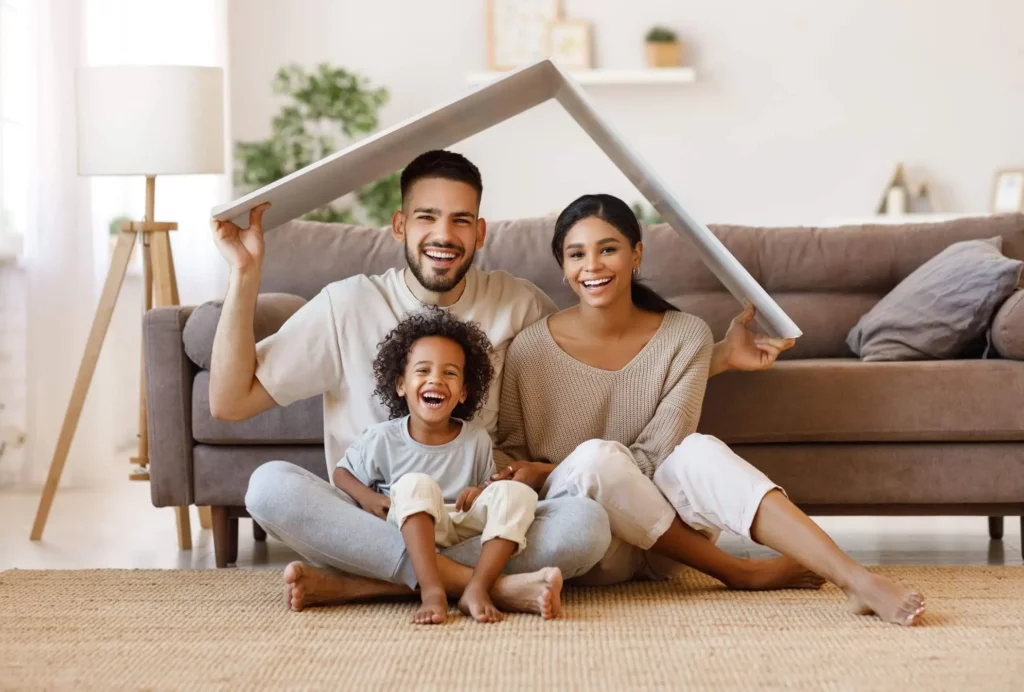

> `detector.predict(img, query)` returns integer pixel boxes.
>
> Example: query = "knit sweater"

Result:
[497,311,714,479]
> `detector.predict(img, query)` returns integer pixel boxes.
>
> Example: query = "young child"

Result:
[333,306,562,625]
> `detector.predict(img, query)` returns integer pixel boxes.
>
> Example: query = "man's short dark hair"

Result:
[400,150,483,206]
[372,306,494,421]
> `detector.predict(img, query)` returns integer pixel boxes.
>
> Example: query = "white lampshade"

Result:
[76,65,225,176]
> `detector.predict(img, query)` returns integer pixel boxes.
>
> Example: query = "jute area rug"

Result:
[2,566,1022,691]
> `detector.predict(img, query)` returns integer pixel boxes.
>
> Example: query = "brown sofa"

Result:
[143,213,1024,567]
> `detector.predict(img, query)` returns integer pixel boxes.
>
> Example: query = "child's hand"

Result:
[455,486,483,512]
[358,491,391,521]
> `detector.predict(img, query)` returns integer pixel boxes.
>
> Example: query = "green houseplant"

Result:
[631,201,664,226]
[234,64,401,226]
[644,26,682,68]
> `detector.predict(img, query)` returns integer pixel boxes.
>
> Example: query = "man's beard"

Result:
[405,242,475,293]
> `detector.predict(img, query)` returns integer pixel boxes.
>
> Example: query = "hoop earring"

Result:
[632,267,640,278]
[562,276,568,285]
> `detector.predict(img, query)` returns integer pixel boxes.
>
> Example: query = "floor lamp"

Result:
[30,66,225,550]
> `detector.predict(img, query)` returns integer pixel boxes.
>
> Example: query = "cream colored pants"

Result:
[388,473,538,555]
[542,434,783,586]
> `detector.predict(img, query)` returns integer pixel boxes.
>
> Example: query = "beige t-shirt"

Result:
[255,266,557,476]
[497,311,714,479]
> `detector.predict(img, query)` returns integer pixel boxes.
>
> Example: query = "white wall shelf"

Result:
[467,67,696,87]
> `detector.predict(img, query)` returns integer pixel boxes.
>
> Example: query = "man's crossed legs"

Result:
[244,461,611,614]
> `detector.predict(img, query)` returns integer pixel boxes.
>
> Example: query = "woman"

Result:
[495,193,925,626]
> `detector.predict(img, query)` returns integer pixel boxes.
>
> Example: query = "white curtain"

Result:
[17,0,230,488]
[20,0,98,488]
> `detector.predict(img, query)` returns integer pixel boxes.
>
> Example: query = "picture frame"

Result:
[486,0,561,71]
[548,20,592,70]
[991,169,1024,213]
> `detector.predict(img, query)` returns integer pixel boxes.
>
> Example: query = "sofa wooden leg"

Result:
[212,506,237,568]
[253,521,267,542]
[227,515,239,565]
[988,516,1004,540]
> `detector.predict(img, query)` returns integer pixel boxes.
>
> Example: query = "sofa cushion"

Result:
[991,289,1024,360]
[182,293,307,370]
[191,370,324,444]
[192,445,329,506]
[698,359,1024,444]
[846,237,1023,361]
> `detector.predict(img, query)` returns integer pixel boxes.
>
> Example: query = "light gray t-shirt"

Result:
[337,417,496,503]
[254,267,557,480]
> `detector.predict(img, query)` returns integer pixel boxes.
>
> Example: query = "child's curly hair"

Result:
[373,306,495,421]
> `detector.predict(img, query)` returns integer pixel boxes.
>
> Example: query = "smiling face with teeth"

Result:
[392,177,486,300]
[561,216,642,309]
[395,335,469,427]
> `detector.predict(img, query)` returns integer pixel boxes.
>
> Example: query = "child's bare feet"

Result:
[843,571,925,626]
[492,567,563,620]
[725,556,825,591]
[458,584,504,623]
[412,587,448,625]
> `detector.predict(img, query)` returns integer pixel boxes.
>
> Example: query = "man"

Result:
[210,150,791,611]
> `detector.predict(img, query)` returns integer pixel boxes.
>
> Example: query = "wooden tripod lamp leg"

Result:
[149,226,194,550]
[30,230,139,541]
[129,233,153,481]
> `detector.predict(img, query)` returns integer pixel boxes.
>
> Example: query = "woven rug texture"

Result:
[2,566,1022,691]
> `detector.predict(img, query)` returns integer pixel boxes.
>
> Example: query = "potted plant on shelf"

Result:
[644,26,682,68]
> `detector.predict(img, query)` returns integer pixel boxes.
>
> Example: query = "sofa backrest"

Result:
[261,213,1024,359]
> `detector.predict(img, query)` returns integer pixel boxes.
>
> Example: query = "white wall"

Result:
[229,0,1024,226]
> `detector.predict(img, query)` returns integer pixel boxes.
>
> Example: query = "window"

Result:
[0,0,28,260]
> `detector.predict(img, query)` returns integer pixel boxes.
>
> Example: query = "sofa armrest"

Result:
[991,289,1024,360]
[143,305,197,507]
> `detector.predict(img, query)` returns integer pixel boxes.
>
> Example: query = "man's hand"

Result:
[455,486,483,512]
[211,202,270,273]
[711,302,796,375]
[357,491,391,521]
[489,461,551,491]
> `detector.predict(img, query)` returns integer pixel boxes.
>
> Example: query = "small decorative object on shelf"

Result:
[911,183,935,214]
[876,163,913,216]
[487,0,562,70]
[645,25,682,68]
[991,169,1024,213]
[548,19,592,70]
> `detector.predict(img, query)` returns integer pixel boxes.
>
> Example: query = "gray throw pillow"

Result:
[182,292,308,370]
[847,237,1023,361]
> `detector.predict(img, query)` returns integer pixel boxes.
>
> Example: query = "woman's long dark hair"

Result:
[551,194,678,314]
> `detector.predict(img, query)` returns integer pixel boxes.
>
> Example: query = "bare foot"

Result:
[492,567,563,620]
[844,571,925,626]
[283,561,411,612]
[412,587,448,625]
[458,584,504,623]
[283,561,357,612]
[725,556,826,591]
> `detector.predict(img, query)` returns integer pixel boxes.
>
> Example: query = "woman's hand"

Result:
[489,461,552,491]
[356,490,391,521]
[710,302,796,376]
[455,486,483,512]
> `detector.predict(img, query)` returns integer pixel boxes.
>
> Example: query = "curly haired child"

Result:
[333,306,562,624]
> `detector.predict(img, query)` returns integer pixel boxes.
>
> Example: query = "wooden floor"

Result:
[2,472,1021,571]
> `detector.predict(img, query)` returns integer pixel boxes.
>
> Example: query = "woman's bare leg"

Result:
[651,516,824,590]
[749,491,925,626]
